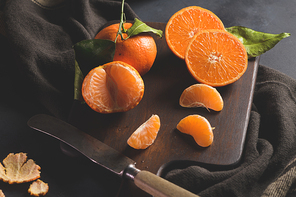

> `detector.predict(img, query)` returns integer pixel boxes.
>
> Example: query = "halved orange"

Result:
[185,29,248,87]
[180,84,223,111]
[177,115,213,147]
[82,61,144,113]
[165,6,225,59]
[127,114,161,149]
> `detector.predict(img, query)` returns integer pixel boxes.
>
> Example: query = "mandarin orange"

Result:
[95,23,157,75]
[81,61,144,113]
[165,6,225,59]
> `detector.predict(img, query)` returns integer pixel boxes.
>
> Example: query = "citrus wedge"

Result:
[180,84,223,111]
[177,115,214,147]
[127,114,161,149]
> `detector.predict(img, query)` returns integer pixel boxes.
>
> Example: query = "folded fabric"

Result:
[3,0,138,119]
[163,65,296,197]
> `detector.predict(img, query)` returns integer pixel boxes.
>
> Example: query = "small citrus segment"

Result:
[177,115,213,147]
[127,114,161,149]
[165,6,225,59]
[179,84,223,111]
[95,23,157,75]
[82,61,144,114]
[185,29,248,87]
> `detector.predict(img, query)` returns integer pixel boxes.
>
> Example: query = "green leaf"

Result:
[74,60,84,101]
[126,18,163,39]
[226,26,290,58]
[73,39,115,100]
[73,39,115,75]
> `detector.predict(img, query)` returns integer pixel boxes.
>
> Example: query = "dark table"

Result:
[0,0,295,196]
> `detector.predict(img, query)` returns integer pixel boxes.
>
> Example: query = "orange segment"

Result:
[82,61,144,113]
[177,115,213,147]
[180,84,223,111]
[185,29,248,87]
[165,6,225,59]
[127,114,161,149]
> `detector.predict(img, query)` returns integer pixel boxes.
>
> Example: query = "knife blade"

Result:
[27,114,199,197]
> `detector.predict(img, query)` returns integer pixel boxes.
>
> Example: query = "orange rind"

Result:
[0,153,40,184]
[28,179,49,197]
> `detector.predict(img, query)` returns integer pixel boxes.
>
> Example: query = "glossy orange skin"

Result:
[95,23,157,76]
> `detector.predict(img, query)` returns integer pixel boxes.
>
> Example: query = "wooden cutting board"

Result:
[68,22,259,196]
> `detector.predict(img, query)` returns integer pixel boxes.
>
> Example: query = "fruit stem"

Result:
[115,0,127,43]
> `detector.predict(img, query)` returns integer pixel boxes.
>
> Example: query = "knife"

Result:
[27,114,198,197]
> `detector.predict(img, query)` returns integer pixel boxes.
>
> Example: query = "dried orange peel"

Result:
[0,153,41,184]
[0,190,4,197]
[28,179,49,197]
[0,153,48,197]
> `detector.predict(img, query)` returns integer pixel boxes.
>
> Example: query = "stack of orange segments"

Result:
[165,6,248,87]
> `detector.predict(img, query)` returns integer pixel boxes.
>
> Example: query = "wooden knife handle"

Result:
[134,170,199,197]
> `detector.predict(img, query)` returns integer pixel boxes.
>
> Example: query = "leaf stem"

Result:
[115,0,126,43]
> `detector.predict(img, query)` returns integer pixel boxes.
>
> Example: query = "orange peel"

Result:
[28,179,49,197]
[0,153,40,184]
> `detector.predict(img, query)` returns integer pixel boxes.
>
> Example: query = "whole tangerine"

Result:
[95,23,157,76]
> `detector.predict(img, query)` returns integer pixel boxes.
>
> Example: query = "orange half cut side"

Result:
[185,30,248,87]
[165,6,225,59]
